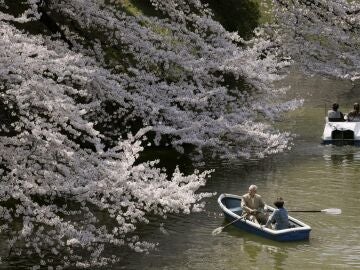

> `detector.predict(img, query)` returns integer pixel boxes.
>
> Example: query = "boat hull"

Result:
[322,119,360,145]
[218,194,311,242]
[322,140,360,146]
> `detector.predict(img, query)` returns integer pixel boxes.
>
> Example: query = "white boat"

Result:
[322,117,360,145]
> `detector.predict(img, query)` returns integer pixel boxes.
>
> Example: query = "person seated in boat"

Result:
[327,103,344,122]
[264,197,289,230]
[241,184,268,225]
[346,103,360,122]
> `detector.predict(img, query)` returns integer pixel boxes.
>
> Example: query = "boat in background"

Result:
[322,117,360,145]
[217,193,311,242]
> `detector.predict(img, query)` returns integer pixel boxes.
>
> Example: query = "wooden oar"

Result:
[288,208,341,215]
[212,213,247,235]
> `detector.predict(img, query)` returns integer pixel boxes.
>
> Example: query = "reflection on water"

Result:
[248,241,289,270]
[323,145,360,166]
[271,247,288,270]
[237,237,289,269]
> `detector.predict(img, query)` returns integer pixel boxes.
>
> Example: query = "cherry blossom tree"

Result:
[0,19,214,267]
[0,0,307,268]
[36,0,303,159]
[271,0,360,80]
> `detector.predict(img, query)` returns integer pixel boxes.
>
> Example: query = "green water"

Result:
[115,74,360,270]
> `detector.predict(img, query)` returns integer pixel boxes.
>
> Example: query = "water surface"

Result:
[115,74,360,270]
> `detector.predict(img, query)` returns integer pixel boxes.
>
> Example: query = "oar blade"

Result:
[321,208,342,215]
[212,226,224,236]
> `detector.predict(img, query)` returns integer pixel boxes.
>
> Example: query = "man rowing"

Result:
[241,184,268,225]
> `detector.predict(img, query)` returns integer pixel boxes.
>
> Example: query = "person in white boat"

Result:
[264,197,290,230]
[327,103,344,122]
[241,184,268,225]
[346,103,360,122]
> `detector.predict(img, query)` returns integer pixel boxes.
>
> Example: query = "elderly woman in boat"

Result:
[241,185,268,225]
[264,197,290,230]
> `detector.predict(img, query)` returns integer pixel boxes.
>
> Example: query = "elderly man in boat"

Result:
[241,184,268,225]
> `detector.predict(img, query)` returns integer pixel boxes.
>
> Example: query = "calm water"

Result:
[114,74,360,270]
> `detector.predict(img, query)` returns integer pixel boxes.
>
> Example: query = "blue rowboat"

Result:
[218,193,311,242]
